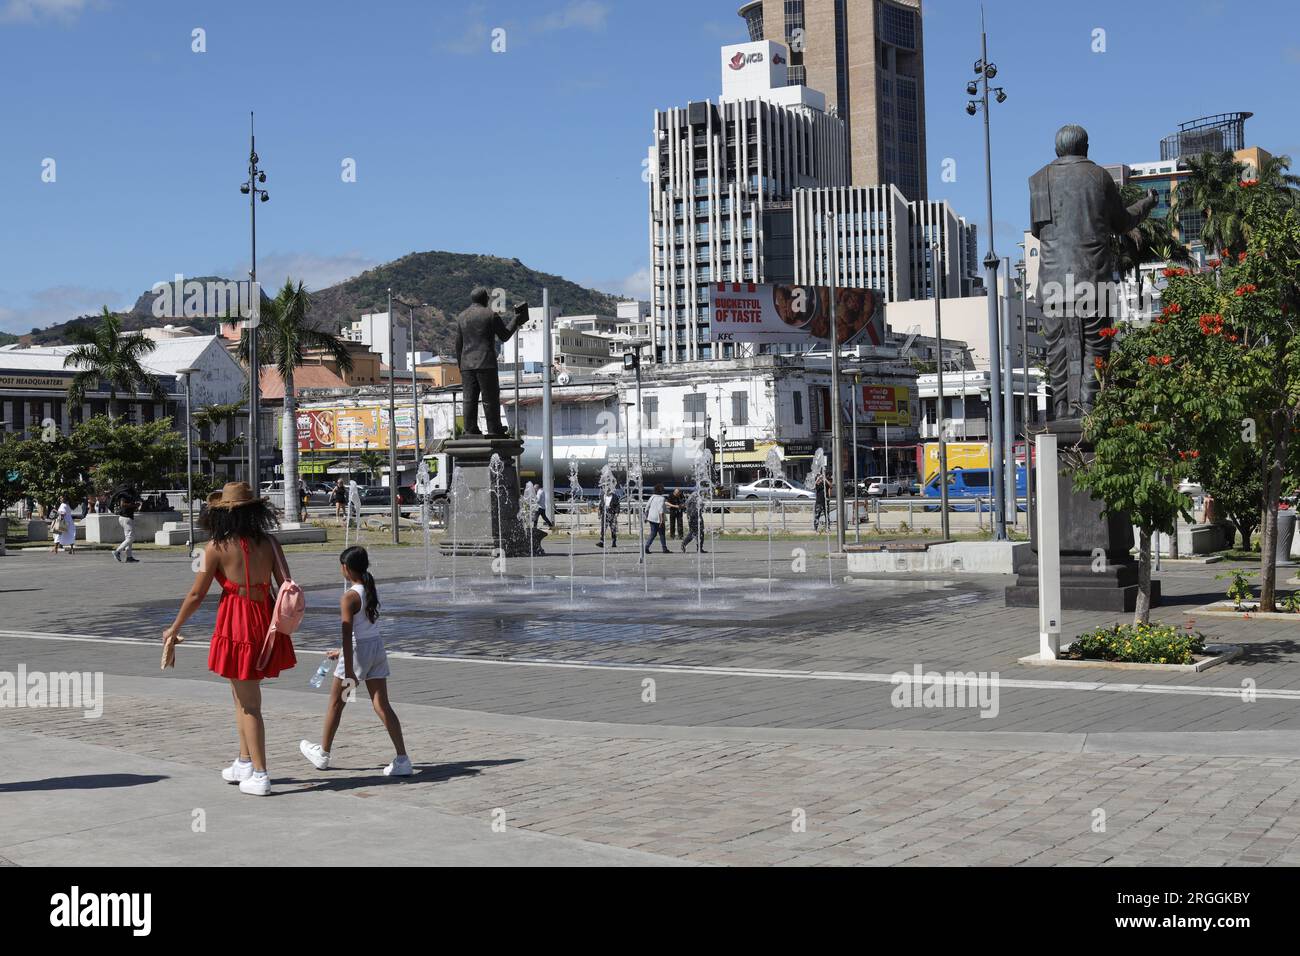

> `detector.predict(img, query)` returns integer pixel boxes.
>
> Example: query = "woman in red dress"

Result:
[162,482,297,796]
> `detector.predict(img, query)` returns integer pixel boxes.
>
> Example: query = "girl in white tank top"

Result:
[298,547,412,777]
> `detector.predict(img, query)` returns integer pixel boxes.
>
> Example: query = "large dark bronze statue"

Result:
[1030,125,1157,419]
[452,287,529,436]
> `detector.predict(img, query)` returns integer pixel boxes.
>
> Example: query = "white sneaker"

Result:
[300,740,330,770]
[221,758,253,783]
[239,773,271,796]
[384,755,413,777]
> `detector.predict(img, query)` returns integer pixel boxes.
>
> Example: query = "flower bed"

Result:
[1063,623,1206,665]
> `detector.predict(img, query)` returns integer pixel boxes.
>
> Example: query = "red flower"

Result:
[1162,302,1181,316]
[1094,357,1106,369]
[1162,267,1188,278]
[1162,355,1172,365]
[1207,259,1221,268]
[1098,326,1117,338]
[1240,179,1259,188]
[1238,252,1248,263]
[1147,356,1159,366]
[1234,284,1258,296]
[1228,333,1239,342]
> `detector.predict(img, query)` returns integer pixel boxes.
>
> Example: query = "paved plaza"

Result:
[3,537,1300,866]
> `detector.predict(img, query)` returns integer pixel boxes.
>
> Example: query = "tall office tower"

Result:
[647,40,848,364]
[738,0,928,200]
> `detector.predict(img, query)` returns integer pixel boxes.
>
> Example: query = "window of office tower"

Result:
[784,0,806,85]
[880,2,917,50]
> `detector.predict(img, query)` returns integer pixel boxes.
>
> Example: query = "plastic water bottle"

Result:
[309,658,332,688]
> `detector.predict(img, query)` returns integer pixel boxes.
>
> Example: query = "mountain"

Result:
[307,251,625,356]
[13,253,627,355]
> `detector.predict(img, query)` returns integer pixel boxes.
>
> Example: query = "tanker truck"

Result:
[426,437,714,498]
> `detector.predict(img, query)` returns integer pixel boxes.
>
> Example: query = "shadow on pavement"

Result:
[0,773,168,792]
[275,758,523,794]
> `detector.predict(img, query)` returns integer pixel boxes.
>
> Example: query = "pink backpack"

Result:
[257,540,306,671]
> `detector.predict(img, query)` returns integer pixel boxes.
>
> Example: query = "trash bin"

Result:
[1275,509,1296,564]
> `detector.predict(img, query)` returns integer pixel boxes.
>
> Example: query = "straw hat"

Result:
[206,481,267,510]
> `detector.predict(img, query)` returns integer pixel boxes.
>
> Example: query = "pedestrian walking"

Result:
[49,494,76,555]
[642,483,670,559]
[681,491,707,554]
[813,472,831,533]
[596,486,620,548]
[299,546,411,778]
[331,478,347,526]
[160,482,299,796]
[112,487,141,563]
[534,485,555,530]
[667,488,685,539]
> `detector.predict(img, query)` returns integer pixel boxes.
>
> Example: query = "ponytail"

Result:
[340,546,381,623]
[361,570,380,624]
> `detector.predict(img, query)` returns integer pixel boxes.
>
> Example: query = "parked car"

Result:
[864,476,902,497]
[736,477,814,501]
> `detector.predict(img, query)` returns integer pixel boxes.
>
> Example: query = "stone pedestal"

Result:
[438,436,538,558]
[1005,419,1160,613]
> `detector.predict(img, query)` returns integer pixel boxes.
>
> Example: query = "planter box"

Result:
[0,515,6,556]
[26,519,49,542]
[1019,642,1242,672]
[85,511,182,544]
[1133,522,1229,556]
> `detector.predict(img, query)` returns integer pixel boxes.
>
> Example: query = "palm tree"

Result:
[1174,150,1247,258]
[1116,184,1194,309]
[64,307,165,422]
[192,400,245,481]
[239,280,352,521]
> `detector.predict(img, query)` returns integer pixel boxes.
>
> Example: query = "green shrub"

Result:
[1068,623,1206,665]
[1216,568,1257,609]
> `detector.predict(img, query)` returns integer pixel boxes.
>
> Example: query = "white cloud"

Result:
[587,265,650,300]
[207,251,379,294]
[0,284,130,334]
[535,0,609,33]
[1,0,94,25]
[440,0,608,55]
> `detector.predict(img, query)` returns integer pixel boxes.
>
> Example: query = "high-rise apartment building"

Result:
[738,0,928,199]
[792,185,979,302]
[647,40,848,364]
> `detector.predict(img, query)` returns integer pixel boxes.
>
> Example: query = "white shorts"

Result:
[335,638,390,682]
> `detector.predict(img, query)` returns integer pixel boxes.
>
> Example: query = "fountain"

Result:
[764,446,782,596]
[813,447,834,588]
[568,458,581,607]
[490,453,506,583]
[343,478,363,551]
[598,463,617,582]
[449,465,467,602]
[415,459,435,590]
[627,462,647,593]
[519,480,538,591]
[691,450,713,607]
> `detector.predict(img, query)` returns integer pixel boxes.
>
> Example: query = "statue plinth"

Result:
[438,436,542,558]
[1004,418,1161,612]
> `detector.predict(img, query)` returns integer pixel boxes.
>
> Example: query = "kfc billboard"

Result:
[708,283,884,346]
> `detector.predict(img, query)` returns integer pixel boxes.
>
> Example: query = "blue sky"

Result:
[2,0,1297,333]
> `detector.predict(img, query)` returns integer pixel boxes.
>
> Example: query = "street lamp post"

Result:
[623,343,647,560]
[966,12,1009,541]
[176,368,199,557]
[1016,253,1035,534]
[238,112,269,488]
[851,371,860,544]
[1002,255,1016,528]
[932,241,951,539]
[827,210,845,552]
[386,289,399,544]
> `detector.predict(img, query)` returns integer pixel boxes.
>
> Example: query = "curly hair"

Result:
[199,500,280,543]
